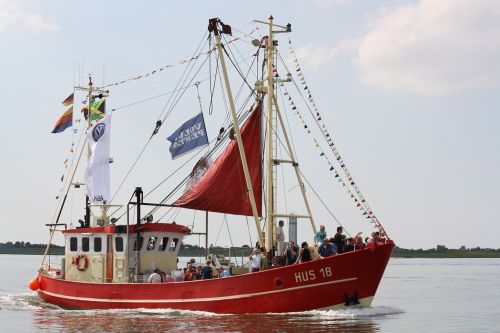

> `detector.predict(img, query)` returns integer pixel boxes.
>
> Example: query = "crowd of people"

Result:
[147,223,385,282]
[147,258,230,283]
[283,225,386,265]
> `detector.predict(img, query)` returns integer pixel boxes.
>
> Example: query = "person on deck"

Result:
[219,267,230,278]
[314,225,327,244]
[354,233,365,250]
[285,241,299,265]
[148,268,162,283]
[328,237,339,254]
[184,263,197,281]
[333,226,346,254]
[193,265,202,280]
[296,242,312,263]
[318,239,335,258]
[370,232,381,243]
[249,248,263,272]
[344,238,355,252]
[275,220,285,256]
[200,260,213,280]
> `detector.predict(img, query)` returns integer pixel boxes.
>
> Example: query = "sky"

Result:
[0,0,499,250]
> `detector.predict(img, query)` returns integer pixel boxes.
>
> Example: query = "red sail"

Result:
[173,105,262,217]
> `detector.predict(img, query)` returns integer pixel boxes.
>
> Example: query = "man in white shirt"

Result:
[148,268,162,283]
[275,220,285,256]
[249,249,263,272]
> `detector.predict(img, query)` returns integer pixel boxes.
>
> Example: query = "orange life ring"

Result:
[72,254,89,271]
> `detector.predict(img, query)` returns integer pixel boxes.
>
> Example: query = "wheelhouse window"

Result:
[170,238,179,252]
[147,237,157,251]
[94,237,102,252]
[82,237,90,252]
[70,237,77,251]
[159,237,170,251]
[115,237,124,252]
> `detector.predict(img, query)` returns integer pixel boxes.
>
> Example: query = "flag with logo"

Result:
[167,113,209,159]
[85,113,111,203]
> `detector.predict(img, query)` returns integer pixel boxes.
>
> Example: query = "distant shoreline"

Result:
[1,244,499,258]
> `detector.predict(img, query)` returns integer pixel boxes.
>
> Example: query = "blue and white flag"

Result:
[85,113,112,203]
[167,113,209,159]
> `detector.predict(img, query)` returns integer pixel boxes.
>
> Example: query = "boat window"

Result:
[115,237,124,252]
[170,238,179,252]
[94,237,102,252]
[159,237,169,251]
[82,237,90,252]
[70,237,77,251]
[133,237,143,251]
[147,237,157,251]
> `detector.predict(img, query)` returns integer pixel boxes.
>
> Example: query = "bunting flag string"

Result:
[278,77,366,219]
[277,43,386,235]
[98,32,254,89]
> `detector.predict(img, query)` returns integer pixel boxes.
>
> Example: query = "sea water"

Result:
[0,255,499,332]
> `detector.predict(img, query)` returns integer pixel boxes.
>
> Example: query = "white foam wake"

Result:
[305,306,403,318]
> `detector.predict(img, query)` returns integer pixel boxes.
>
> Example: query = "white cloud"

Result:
[301,0,350,8]
[0,0,58,32]
[289,40,356,72]
[355,0,500,93]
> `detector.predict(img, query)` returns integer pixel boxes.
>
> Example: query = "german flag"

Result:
[52,106,73,133]
[61,92,74,106]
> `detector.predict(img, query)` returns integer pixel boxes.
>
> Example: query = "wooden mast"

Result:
[212,19,264,247]
[265,15,275,260]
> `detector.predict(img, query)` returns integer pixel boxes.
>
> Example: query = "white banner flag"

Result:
[85,113,111,203]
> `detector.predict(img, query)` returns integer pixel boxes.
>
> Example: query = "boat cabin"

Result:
[62,223,190,283]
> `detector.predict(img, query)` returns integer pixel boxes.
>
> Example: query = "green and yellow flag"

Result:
[81,99,106,121]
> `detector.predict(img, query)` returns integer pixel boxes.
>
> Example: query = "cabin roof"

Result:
[63,223,190,235]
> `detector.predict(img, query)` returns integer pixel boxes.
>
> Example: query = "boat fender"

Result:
[273,277,285,289]
[72,254,89,272]
[28,277,40,291]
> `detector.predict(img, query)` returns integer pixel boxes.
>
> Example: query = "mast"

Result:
[85,76,93,227]
[254,17,318,243]
[265,16,275,258]
[210,18,264,247]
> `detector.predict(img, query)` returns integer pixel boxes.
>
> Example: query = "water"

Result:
[0,255,499,332]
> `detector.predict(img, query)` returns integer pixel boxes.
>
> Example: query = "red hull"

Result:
[37,241,394,314]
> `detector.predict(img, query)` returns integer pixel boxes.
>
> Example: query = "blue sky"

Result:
[0,0,499,249]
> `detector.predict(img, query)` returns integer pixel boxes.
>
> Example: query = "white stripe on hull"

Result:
[39,277,358,304]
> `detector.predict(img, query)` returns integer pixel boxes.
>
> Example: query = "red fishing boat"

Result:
[31,17,394,314]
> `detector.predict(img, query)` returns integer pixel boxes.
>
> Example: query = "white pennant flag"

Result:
[85,113,111,203]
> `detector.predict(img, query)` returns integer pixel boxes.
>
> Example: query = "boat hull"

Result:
[37,241,394,314]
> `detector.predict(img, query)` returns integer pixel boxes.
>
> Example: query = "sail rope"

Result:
[97,29,256,89]
[139,45,260,220]
[110,44,259,211]
[109,33,212,206]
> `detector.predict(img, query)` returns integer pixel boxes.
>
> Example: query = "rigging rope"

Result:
[275,44,387,236]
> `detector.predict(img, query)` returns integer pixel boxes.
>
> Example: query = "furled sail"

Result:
[173,103,262,217]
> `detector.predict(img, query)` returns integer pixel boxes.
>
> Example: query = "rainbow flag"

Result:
[52,106,73,133]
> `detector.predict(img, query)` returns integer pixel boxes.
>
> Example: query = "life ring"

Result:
[72,254,89,271]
